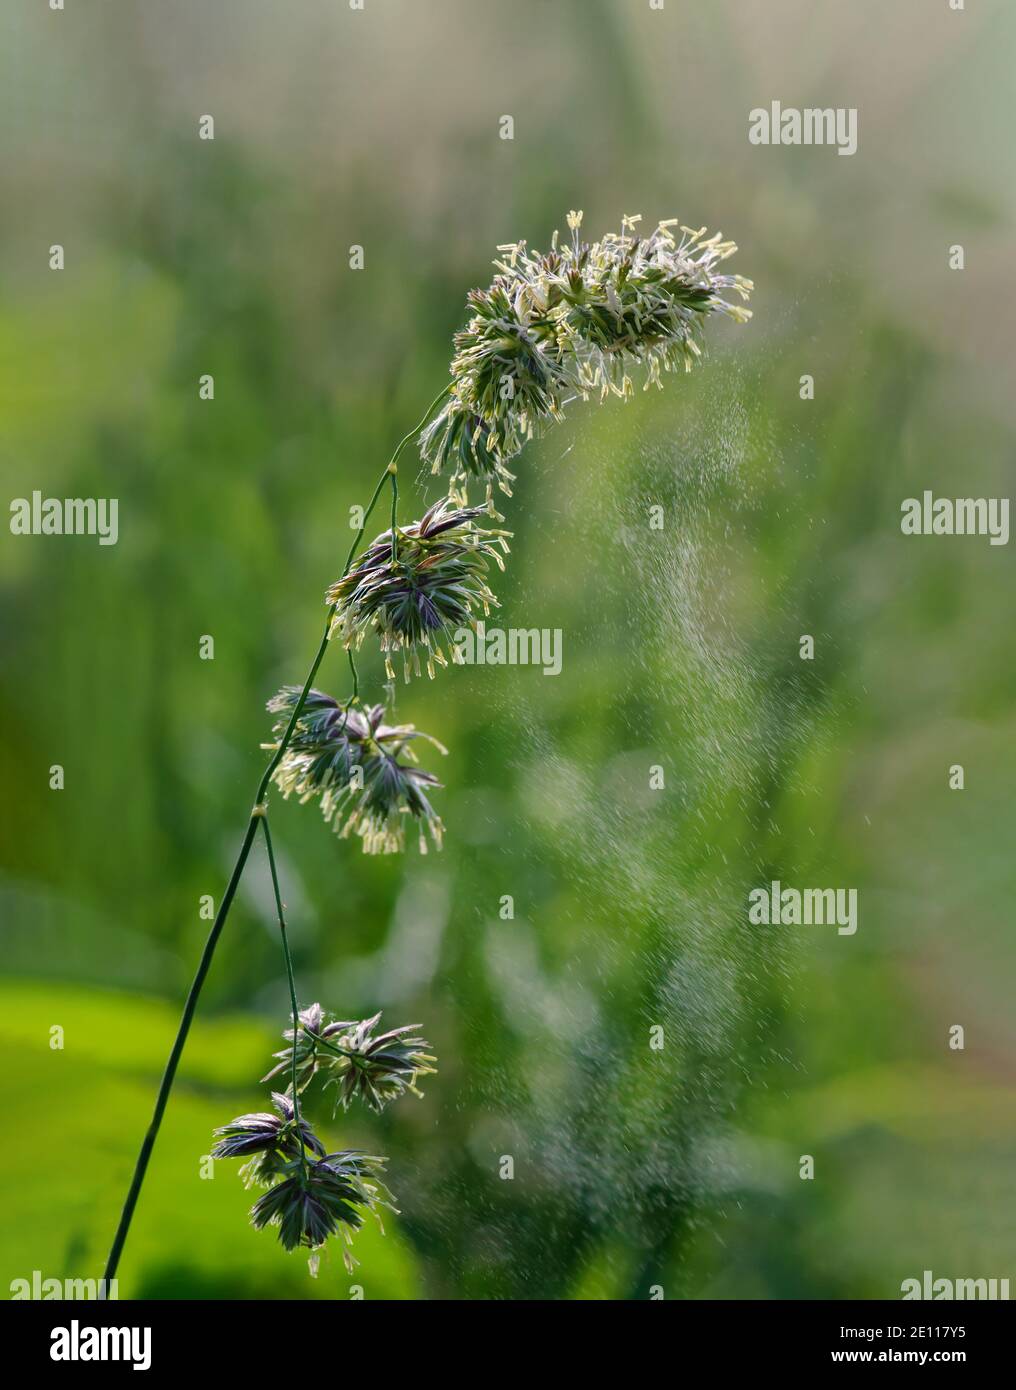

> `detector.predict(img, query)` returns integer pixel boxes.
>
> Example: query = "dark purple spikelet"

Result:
[264,687,447,853]
[211,1091,325,1189]
[262,1004,436,1112]
[249,1151,394,1269]
[325,498,511,682]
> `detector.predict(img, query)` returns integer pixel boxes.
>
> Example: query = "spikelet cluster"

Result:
[263,1004,437,1114]
[272,213,751,859]
[265,687,447,853]
[326,499,511,683]
[213,1008,435,1271]
[420,211,753,503]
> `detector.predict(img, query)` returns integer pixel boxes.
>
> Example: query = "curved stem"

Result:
[102,383,450,1285]
[389,470,400,565]
[101,811,261,1287]
[260,816,307,1177]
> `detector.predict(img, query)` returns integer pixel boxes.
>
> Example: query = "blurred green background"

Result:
[2,0,1015,1300]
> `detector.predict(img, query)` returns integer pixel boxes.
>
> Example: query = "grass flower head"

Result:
[110,208,754,1292]
[263,1005,436,1113]
[420,210,753,501]
[326,499,511,681]
[265,687,447,853]
[211,1091,326,1188]
[249,1151,394,1268]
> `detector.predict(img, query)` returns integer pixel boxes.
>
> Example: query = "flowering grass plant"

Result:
[103,212,751,1283]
